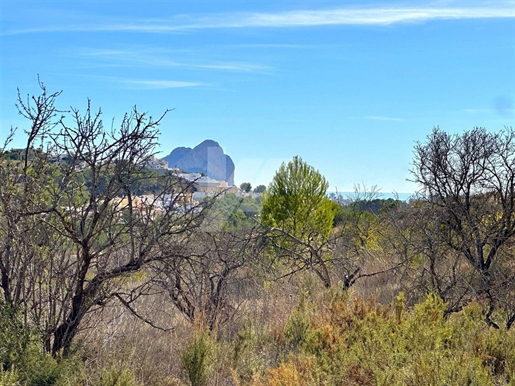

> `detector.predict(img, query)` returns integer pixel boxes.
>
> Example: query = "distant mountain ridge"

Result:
[163,140,235,186]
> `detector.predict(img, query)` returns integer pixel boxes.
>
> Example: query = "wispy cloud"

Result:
[79,48,272,73]
[463,108,493,114]
[366,115,404,122]
[3,3,515,35]
[224,5,515,28]
[103,77,205,90]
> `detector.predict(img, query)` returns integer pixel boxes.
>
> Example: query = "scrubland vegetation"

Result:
[1,83,515,385]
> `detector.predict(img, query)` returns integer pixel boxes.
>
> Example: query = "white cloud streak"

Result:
[110,78,204,90]
[227,6,515,28]
[463,108,494,113]
[79,48,272,73]
[3,4,515,35]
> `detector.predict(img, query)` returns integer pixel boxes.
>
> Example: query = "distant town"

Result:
[145,155,263,203]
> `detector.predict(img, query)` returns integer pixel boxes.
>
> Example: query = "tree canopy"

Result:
[261,156,334,240]
[253,184,266,193]
[239,182,252,193]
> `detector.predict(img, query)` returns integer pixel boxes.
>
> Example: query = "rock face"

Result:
[164,140,235,185]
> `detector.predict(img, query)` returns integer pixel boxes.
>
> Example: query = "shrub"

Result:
[181,331,216,386]
[0,302,84,386]
[254,292,514,385]
[0,367,19,386]
[93,366,142,386]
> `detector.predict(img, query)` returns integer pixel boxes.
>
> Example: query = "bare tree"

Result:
[383,197,479,311]
[0,81,208,355]
[151,226,262,331]
[263,226,333,288]
[411,126,515,328]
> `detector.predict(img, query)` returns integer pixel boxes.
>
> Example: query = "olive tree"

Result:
[412,126,515,328]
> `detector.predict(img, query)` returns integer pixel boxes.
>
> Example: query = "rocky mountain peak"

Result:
[163,140,235,185]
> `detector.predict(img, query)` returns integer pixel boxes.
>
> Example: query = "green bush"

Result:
[0,302,29,373]
[93,366,141,386]
[0,367,20,386]
[284,311,309,352]
[181,331,216,386]
[0,302,83,386]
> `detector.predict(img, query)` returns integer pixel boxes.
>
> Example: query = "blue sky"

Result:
[1,1,514,194]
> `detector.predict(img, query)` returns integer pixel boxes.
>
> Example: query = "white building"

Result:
[145,156,168,170]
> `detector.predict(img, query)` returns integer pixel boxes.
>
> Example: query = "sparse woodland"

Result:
[1,83,515,385]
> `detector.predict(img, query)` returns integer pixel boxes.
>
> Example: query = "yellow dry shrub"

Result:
[251,354,315,386]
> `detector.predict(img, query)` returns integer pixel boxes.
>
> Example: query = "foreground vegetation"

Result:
[1,82,515,385]
[2,285,514,385]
